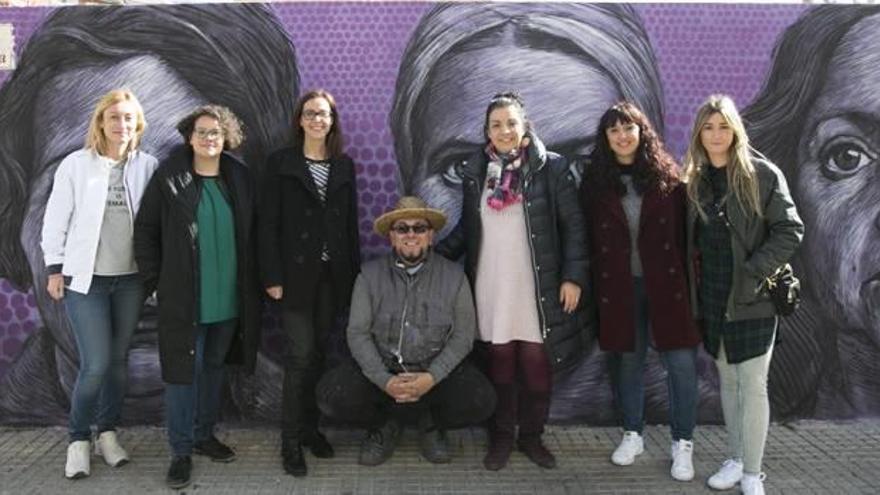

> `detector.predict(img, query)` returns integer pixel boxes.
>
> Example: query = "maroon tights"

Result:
[486,341,552,439]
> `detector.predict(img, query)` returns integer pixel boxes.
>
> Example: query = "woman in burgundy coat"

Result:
[580,102,700,481]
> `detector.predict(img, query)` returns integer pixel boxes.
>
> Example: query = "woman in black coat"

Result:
[436,92,589,471]
[134,105,261,489]
[258,90,360,477]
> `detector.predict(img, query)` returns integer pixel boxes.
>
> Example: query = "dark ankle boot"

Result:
[483,429,514,471]
[281,438,307,477]
[517,433,556,469]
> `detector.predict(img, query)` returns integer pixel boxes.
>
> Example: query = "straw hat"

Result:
[373,196,447,236]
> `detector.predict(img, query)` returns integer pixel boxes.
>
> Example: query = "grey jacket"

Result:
[346,252,475,389]
[686,157,805,321]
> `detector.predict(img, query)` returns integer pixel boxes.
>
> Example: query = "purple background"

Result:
[0,2,807,380]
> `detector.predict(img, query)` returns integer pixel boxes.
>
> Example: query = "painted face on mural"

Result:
[23,55,204,409]
[414,45,618,235]
[796,13,880,343]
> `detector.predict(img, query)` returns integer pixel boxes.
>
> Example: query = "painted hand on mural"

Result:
[0,4,298,424]
[744,5,880,418]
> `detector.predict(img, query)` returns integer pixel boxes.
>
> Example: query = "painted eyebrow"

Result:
[839,111,880,137]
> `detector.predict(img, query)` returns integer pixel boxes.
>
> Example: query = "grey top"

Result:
[346,253,476,388]
[94,159,136,275]
[620,174,643,277]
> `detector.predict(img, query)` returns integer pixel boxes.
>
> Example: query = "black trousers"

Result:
[281,263,335,440]
[316,359,497,429]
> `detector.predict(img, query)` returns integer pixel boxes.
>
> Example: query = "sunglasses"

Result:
[391,223,431,235]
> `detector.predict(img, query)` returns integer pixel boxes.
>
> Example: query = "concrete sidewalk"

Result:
[0,420,877,494]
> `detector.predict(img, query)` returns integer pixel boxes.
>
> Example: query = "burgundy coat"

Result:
[582,183,700,352]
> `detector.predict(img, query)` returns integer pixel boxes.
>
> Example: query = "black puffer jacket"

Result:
[436,134,594,372]
[134,146,261,384]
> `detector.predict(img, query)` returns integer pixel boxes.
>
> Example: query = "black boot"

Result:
[281,438,307,477]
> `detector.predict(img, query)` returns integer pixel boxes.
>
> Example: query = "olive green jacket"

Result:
[686,157,804,322]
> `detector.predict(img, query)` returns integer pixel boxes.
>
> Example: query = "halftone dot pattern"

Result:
[636,4,806,159]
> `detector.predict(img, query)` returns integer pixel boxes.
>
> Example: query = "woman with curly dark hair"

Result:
[580,102,700,481]
[135,105,261,489]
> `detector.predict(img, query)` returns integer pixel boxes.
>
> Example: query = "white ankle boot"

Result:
[95,431,130,467]
[65,440,90,479]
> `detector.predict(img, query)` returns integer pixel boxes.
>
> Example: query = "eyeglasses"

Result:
[391,223,431,235]
[302,109,332,121]
[194,129,223,140]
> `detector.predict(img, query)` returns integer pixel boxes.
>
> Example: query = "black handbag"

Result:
[719,208,801,316]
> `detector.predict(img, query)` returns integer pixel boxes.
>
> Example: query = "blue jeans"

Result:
[63,274,145,442]
[165,319,237,456]
[612,277,698,441]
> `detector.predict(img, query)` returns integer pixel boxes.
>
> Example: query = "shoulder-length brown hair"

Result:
[85,89,147,157]
[292,89,344,158]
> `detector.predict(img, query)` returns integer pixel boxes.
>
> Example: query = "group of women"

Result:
[42,86,801,495]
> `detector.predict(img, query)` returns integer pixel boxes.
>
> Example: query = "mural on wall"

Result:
[0,2,876,425]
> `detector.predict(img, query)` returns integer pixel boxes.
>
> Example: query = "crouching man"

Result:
[317,196,496,465]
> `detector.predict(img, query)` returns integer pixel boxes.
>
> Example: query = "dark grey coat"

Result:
[686,157,805,322]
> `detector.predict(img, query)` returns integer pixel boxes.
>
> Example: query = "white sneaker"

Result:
[65,440,90,479]
[741,472,766,495]
[707,458,744,490]
[670,439,695,481]
[610,431,644,466]
[95,431,130,467]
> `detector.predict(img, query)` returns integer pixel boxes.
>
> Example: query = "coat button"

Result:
[601,246,608,253]
[601,272,609,279]
[601,297,609,304]
[536,265,541,271]
[601,222,608,230]
[674,292,683,300]
[659,217,667,224]
[301,232,310,240]
[189,349,195,356]
[546,328,551,334]
[527,201,532,207]
[541,296,546,302]
[295,255,305,264]
[663,242,671,251]
[669,267,677,274]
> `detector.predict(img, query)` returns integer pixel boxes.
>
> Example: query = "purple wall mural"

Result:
[0,2,877,426]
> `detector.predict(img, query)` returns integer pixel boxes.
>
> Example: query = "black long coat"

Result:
[436,135,594,372]
[257,146,360,311]
[134,146,262,384]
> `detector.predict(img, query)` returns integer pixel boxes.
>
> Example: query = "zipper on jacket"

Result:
[393,271,413,371]
[522,175,549,339]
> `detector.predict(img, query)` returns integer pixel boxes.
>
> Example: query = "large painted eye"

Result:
[818,136,876,180]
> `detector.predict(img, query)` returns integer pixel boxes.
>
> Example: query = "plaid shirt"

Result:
[697,168,775,364]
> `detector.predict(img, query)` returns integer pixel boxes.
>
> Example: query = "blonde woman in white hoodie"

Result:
[41,89,158,480]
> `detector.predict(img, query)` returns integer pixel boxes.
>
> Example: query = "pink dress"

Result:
[474,185,542,344]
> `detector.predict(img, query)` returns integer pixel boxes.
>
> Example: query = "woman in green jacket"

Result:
[684,95,803,495]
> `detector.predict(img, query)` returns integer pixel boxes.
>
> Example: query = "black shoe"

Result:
[517,435,557,469]
[166,455,192,490]
[419,429,451,464]
[358,420,400,467]
[303,431,335,459]
[193,435,236,463]
[282,440,307,477]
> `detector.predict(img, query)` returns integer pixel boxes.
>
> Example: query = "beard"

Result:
[395,246,429,265]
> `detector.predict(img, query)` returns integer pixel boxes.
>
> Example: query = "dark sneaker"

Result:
[281,440,307,478]
[483,434,514,471]
[166,455,192,490]
[193,435,236,463]
[303,431,335,459]
[419,429,451,464]
[358,420,400,467]
[517,435,556,469]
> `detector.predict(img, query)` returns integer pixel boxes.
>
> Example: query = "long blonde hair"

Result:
[683,94,762,221]
[84,89,147,157]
